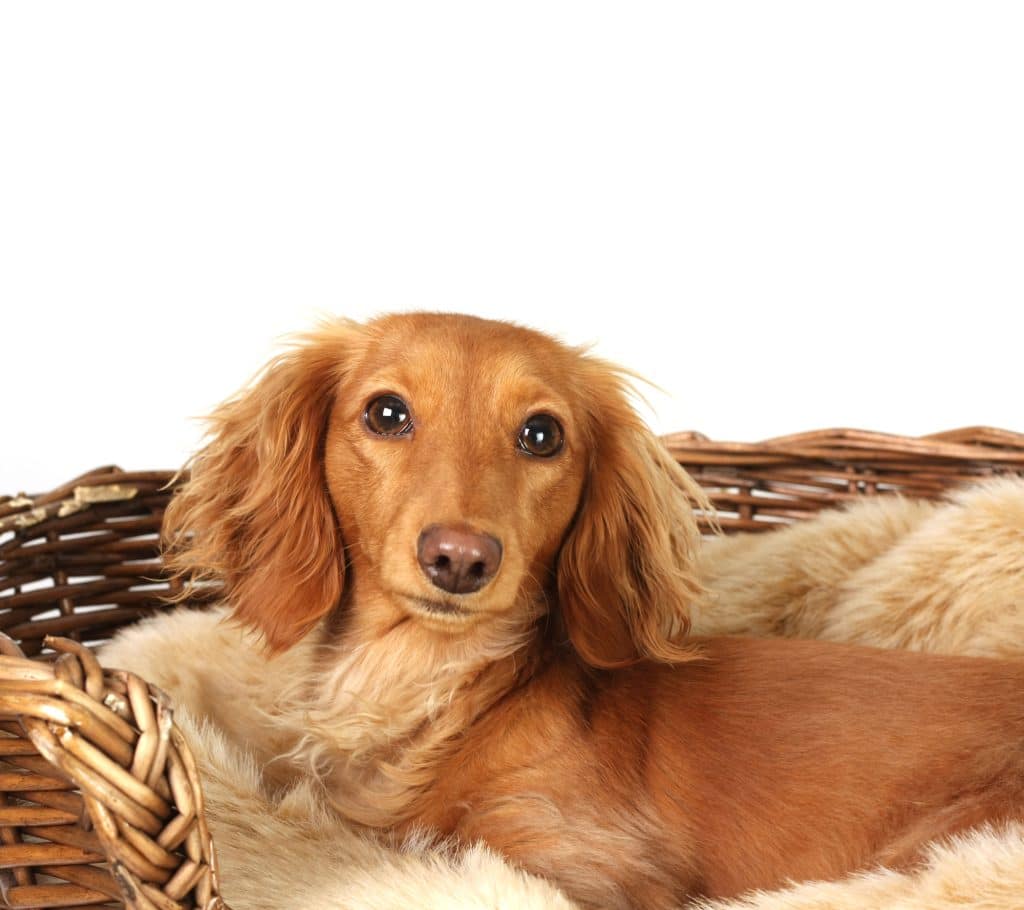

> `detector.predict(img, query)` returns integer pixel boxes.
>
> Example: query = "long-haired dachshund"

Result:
[163,312,1024,910]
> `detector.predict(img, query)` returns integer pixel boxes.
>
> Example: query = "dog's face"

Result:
[322,314,589,632]
[165,312,704,667]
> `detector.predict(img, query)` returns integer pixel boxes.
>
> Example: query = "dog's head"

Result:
[165,313,705,667]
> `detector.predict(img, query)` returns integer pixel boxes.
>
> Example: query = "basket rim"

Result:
[662,426,1024,465]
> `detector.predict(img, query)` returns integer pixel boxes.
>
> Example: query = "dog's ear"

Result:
[164,322,361,653]
[557,364,707,668]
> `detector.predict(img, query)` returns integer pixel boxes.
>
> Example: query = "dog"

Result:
[157,312,1024,910]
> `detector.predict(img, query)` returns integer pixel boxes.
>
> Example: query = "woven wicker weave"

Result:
[0,636,224,910]
[1,426,1023,909]
[1,470,224,909]
[0,469,219,658]
[666,426,1024,532]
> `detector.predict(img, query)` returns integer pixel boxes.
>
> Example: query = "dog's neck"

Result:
[272,577,548,828]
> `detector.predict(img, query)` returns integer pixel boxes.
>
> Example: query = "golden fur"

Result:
[103,313,1024,909]
[694,481,1024,656]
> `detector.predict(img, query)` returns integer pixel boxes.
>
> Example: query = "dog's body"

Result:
[134,312,1024,909]
[409,638,1024,906]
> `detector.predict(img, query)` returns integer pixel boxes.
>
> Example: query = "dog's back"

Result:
[653,638,1024,896]
[419,637,1024,906]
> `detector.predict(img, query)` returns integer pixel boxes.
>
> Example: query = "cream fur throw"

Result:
[99,480,1024,909]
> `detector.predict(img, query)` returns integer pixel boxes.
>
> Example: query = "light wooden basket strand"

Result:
[0,634,226,910]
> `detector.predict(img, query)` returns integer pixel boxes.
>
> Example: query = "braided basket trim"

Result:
[0,635,226,910]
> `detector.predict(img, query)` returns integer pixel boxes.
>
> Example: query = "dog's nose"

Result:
[417,525,503,595]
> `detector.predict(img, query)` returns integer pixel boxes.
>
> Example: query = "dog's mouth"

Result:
[400,594,473,621]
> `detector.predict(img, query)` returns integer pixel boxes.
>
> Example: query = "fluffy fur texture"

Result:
[105,610,577,910]
[693,481,1024,657]
[102,313,1024,909]
[102,480,1024,910]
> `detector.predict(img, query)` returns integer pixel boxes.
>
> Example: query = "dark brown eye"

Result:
[518,414,564,457]
[364,394,412,436]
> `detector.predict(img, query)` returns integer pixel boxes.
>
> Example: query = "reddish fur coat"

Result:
[133,312,1024,910]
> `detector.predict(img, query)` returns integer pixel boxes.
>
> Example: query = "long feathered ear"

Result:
[163,322,360,653]
[557,364,708,668]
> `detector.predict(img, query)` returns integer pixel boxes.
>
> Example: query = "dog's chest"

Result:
[408,690,697,910]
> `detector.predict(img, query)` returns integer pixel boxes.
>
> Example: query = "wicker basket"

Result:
[664,426,1024,532]
[1,427,1023,909]
[0,469,223,910]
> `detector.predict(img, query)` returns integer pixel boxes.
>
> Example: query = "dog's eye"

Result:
[518,414,564,458]
[365,395,413,436]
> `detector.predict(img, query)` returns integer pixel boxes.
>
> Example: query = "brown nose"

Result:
[417,525,503,595]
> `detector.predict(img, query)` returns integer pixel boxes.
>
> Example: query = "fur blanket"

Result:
[99,479,1024,909]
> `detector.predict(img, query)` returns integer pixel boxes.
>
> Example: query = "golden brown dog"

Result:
[163,313,1024,910]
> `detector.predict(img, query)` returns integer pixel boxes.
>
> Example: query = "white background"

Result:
[2,2,1022,495]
